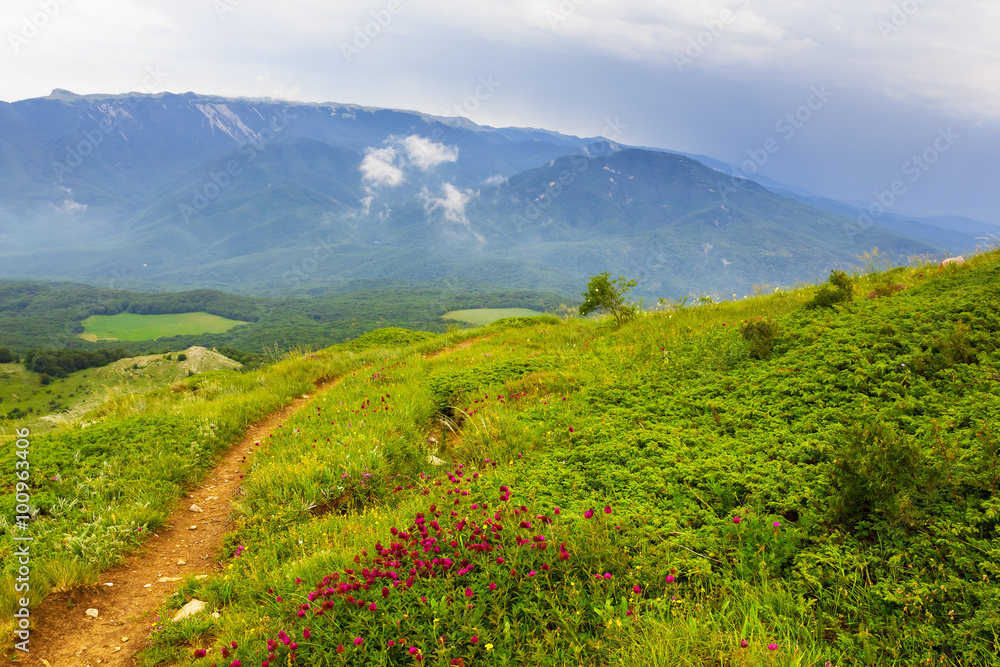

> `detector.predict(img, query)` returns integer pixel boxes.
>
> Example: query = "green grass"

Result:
[0,363,105,432]
[0,348,241,434]
[442,308,542,326]
[79,311,250,341]
[3,254,1000,665]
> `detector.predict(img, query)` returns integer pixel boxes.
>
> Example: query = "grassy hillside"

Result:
[2,251,999,665]
[0,347,244,433]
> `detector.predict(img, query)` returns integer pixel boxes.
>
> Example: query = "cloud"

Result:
[57,199,87,215]
[359,135,459,189]
[481,174,508,187]
[402,135,459,170]
[360,146,404,187]
[419,182,476,224]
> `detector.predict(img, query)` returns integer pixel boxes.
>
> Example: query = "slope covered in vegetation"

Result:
[3,252,999,665]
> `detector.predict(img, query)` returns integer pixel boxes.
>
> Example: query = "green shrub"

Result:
[344,327,437,351]
[805,270,854,309]
[176,353,188,361]
[427,359,553,412]
[828,419,928,528]
[488,314,561,329]
[738,316,781,359]
[866,283,906,299]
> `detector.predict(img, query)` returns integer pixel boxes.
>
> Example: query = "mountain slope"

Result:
[0,90,954,298]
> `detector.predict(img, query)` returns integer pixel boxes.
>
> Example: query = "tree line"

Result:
[22,348,132,379]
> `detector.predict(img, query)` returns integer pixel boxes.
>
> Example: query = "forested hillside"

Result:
[0,280,568,352]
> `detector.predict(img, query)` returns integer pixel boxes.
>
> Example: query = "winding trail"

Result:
[17,380,340,667]
[16,335,489,667]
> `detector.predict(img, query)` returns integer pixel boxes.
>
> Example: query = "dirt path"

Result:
[422,334,490,358]
[16,380,339,667]
[17,336,490,666]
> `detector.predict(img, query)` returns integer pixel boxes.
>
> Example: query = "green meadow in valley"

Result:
[2,250,999,666]
[79,312,251,341]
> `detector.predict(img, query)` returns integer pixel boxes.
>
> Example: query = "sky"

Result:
[3,0,998,224]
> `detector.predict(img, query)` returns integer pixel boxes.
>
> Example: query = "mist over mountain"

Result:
[0,90,983,299]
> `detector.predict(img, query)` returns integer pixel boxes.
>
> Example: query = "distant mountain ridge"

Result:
[0,90,979,298]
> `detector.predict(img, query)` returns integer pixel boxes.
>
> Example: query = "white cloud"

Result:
[481,174,508,187]
[419,182,476,224]
[359,135,459,188]
[57,199,88,215]
[402,135,459,170]
[360,146,404,187]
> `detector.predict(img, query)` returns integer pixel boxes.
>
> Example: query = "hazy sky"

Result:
[3,0,998,223]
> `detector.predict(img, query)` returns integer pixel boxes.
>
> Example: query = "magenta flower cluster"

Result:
[214,460,641,666]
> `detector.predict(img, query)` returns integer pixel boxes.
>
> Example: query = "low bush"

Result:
[738,316,781,359]
[804,270,854,309]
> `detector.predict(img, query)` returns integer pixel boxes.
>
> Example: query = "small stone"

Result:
[157,577,182,583]
[103,582,113,587]
[177,559,187,565]
[189,504,203,513]
[143,584,152,588]
[121,637,129,643]
[172,599,207,622]
[426,455,446,466]
[189,525,198,530]
[195,574,208,580]
[211,611,221,618]
[85,608,99,618]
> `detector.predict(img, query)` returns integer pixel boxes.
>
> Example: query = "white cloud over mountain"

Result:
[402,135,459,170]
[360,147,404,187]
[419,182,476,224]
[359,135,459,188]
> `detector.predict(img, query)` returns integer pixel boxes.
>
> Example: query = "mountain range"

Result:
[1,89,994,299]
